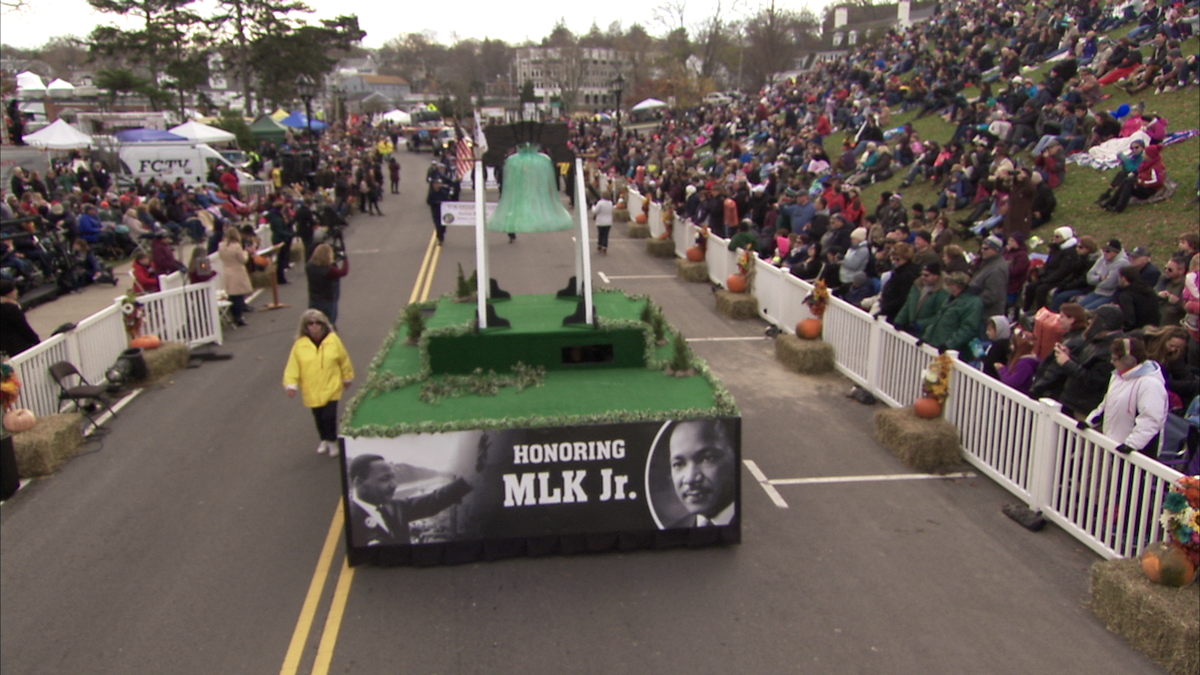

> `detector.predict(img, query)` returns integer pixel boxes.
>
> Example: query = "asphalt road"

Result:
[0,151,1162,675]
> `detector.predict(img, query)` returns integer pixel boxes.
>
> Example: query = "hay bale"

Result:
[613,208,631,223]
[1090,558,1199,675]
[873,406,962,471]
[291,238,307,263]
[628,223,651,239]
[250,269,273,289]
[140,342,191,384]
[677,259,709,283]
[775,334,836,374]
[10,413,85,476]
[646,239,675,258]
[715,289,759,320]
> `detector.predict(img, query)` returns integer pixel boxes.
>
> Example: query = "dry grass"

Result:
[1090,558,1199,675]
[715,289,759,319]
[775,333,836,373]
[646,239,676,257]
[677,259,710,282]
[874,406,963,471]
[10,413,85,477]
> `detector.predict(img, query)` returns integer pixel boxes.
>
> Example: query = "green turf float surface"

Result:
[343,291,738,437]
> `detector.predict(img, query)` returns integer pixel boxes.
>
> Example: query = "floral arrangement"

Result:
[0,361,21,411]
[695,225,709,253]
[922,351,954,406]
[735,247,753,277]
[806,280,830,318]
[1160,476,1200,566]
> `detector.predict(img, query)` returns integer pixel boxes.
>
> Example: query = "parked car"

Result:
[703,92,733,105]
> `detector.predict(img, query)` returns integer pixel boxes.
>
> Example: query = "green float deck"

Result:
[343,292,737,436]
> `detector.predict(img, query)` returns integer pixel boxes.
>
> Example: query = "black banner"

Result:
[340,418,740,557]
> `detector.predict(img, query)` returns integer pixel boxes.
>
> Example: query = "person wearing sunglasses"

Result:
[283,309,356,456]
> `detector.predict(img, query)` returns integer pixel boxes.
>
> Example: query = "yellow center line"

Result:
[278,500,345,675]
[408,232,439,305]
[420,237,442,302]
[281,227,442,675]
[310,559,357,675]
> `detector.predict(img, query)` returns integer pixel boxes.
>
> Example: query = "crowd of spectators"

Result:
[555,0,1198,459]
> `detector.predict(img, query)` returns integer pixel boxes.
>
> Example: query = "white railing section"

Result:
[661,212,1184,560]
[9,281,223,418]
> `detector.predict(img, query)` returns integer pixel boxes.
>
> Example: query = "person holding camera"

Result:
[306,243,349,327]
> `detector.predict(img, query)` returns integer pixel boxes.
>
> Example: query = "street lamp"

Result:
[295,73,318,187]
[611,73,625,176]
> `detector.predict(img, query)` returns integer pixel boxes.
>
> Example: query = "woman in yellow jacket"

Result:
[283,309,355,455]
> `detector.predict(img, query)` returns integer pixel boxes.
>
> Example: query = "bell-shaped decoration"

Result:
[487,143,574,233]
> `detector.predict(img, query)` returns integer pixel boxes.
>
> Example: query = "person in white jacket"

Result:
[591,190,614,255]
[1079,336,1169,456]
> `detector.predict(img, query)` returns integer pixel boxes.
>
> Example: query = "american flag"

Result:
[454,125,473,182]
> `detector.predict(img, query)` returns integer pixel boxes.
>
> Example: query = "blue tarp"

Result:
[114,128,188,142]
[279,112,329,130]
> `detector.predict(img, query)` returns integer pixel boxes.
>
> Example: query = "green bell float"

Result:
[487,143,574,234]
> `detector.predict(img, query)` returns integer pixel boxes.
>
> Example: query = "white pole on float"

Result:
[475,157,488,328]
[575,157,593,325]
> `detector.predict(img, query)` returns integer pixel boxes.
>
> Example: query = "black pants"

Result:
[431,205,445,242]
[275,237,292,283]
[311,400,338,442]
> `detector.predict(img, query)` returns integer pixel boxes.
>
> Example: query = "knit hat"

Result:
[850,227,868,243]
[981,235,1004,251]
[1054,226,1074,240]
[1092,305,1124,332]
[852,271,868,285]
[685,185,697,197]
[1103,238,1122,253]
[922,262,943,275]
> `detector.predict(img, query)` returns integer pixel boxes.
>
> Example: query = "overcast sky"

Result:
[0,0,816,51]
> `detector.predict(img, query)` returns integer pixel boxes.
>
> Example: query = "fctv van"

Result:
[117,142,253,188]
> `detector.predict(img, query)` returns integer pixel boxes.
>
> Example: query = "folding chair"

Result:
[48,361,118,427]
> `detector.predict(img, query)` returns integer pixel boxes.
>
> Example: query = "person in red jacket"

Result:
[219,168,240,197]
[131,252,159,293]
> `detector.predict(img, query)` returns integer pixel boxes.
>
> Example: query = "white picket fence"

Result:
[641,189,1185,561]
[9,281,224,419]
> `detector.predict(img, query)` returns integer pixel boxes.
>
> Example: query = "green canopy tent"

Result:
[249,115,288,144]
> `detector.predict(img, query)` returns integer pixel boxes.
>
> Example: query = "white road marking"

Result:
[686,337,764,342]
[769,472,976,486]
[601,274,676,280]
[743,460,789,508]
[598,272,610,284]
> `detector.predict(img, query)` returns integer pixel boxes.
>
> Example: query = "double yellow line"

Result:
[408,232,443,305]
[279,231,442,675]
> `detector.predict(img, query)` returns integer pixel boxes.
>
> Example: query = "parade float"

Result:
[338,123,741,566]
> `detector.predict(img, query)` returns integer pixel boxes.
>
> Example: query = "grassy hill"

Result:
[853,31,1199,259]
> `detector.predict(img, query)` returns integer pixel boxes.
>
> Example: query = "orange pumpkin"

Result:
[253,255,270,268]
[635,213,648,224]
[686,246,705,262]
[130,334,162,350]
[1141,542,1198,587]
[797,318,822,340]
[726,273,748,293]
[3,408,36,433]
[913,397,942,419]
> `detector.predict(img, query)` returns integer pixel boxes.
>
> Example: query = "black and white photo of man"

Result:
[667,419,737,528]
[347,454,475,547]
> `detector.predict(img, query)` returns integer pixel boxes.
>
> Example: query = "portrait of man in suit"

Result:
[668,419,736,528]
[347,454,475,547]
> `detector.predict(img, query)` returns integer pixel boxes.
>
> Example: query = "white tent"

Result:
[16,71,46,99]
[631,98,668,111]
[46,78,75,98]
[381,109,412,125]
[169,120,237,143]
[22,118,94,149]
